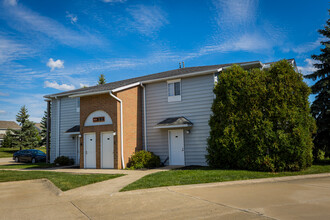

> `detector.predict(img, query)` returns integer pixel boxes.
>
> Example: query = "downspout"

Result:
[140,83,147,151]
[109,91,125,169]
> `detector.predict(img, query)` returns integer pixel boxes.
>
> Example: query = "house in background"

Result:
[34,123,42,133]
[44,59,297,169]
[0,121,20,147]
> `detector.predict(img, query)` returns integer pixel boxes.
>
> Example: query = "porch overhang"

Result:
[65,125,80,135]
[154,117,193,129]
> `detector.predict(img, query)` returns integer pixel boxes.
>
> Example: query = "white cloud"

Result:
[126,5,168,36]
[204,0,283,55]
[66,12,78,24]
[0,92,9,96]
[4,0,18,6]
[102,0,126,2]
[0,93,45,122]
[47,58,64,71]
[298,58,318,75]
[0,35,34,65]
[212,0,257,30]
[44,81,75,91]
[3,4,103,47]
[185,33,272,60]
[290,37,324,54]
[0,110,6,114]
[79,83,89,88]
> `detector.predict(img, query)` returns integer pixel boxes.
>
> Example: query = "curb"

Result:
[116,172,330,196]
[39,178,63,196]
[0,179,63,196]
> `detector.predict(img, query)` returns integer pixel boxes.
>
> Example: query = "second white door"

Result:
[101,132,114,168]
[169,129,185,165]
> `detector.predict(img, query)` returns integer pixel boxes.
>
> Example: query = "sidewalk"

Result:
[0,157,16,165]
[1,165,182,199]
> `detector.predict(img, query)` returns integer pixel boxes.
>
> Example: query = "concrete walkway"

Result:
[59,167,178,199]
[0,157,16,165]
[1,175,330,219]
[0,165,182,199]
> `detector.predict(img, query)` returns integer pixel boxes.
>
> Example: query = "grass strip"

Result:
[0,147,46,158]
[121,165,330,192]
[0,163,55,169]
[0,170,124,191]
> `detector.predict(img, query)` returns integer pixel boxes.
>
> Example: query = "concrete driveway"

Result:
[1,176,330,219]
[0,157,15,165]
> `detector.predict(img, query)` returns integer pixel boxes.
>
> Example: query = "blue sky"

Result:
[0,0,328,122]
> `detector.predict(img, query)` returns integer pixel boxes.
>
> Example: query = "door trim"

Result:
[84,132,96,168]
[100,131,114,169]
[168,129,185,165]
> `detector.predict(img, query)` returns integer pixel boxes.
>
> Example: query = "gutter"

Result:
[69,90,110,98]
[112,82,141,92]
[140,83,147,151]
[68,82,142,98]
[141,69,220,84]
[109,91,125,169]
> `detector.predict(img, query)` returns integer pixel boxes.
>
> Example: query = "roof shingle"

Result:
[44,59,295,98]
[0,121,20,130]
[44,60,261,98]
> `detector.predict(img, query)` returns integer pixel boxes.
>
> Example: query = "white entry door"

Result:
[84,133,96,168]
[169,129,185,165]
[101,132,114,168]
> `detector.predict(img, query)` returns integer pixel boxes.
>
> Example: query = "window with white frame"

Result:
[167,79,181,102]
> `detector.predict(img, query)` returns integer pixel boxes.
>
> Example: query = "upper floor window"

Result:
[214,72,220,84]
[76,98,80,113]
[167,79,181,102]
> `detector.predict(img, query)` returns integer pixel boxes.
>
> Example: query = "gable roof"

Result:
[44,59,295,99]
[34,123,42,132]
[0,121,20,130]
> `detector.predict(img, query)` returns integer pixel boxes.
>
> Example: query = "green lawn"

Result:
[121,165,330,192]
[0,170,124,191]
[0,147,46,158]
[0,162,55,169]
[0,148,18,158]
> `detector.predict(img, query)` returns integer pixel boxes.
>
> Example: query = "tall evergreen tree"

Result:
[40,110,50,146]
[98,74,106,85]
[16,105,29,126]
[13,106,40,150]
[2,130,15,148]
[305,9,330,157]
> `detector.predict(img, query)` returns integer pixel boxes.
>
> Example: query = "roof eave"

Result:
[43,61,264,99]
[141,68,220,84]
[153,124,193,129]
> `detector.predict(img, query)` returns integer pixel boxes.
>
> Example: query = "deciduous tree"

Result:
[207,61,316,171]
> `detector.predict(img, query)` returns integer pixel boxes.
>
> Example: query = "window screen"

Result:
[174,82,180,95]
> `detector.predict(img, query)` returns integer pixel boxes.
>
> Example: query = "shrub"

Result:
[316,150,325,161]
[127,150,161,169]
[207,60,316,172]
[54,156,74,166]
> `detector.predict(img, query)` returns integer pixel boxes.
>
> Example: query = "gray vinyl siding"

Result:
[50,100,57,162]
[50,97,80,163]
[145,74,214,166]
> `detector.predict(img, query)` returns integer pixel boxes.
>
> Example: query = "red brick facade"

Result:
[79,86,142,169]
